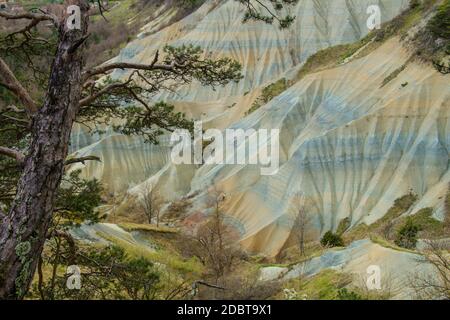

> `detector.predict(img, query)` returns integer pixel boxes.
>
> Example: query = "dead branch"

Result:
[0,57,38,114]
[0,146,25,165]
[0,105,25,114]
[65,155,101,166]
[0,10,59,28]
[47,229,77,265]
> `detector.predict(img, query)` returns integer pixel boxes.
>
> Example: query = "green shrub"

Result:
[337,288,364,300]
[409,208,444,236]
[394,217,420,249]
[409,0,421,10]
[320,231,344,247]
[373,192,418,229]
[445,184,450,226]
[428,0,450,40]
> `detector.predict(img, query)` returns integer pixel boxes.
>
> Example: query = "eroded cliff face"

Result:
[69,0,450,256]
[185,38,450,256]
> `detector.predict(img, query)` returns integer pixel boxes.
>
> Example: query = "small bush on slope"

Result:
[427,0,450,41]
[445,184,450,226]
[411,0,450,73]
[401,208,447,238]
[395,217,420,249]
[337,288,364,300]
[320,231,344,248]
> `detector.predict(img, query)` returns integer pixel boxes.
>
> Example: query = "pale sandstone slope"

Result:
[70,0,409,192]
[67,1,450,258]
[184,38,449,256]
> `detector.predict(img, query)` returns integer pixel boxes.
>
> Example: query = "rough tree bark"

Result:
[0,1,90,299]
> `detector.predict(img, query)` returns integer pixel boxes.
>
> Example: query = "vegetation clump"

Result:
[32,245,161,300]
[427,0,450,43]
[336,217,351,235]
[245,78,289,115]
[294,0,450,83]
[373,192,418,238]
[320,231,344,248]
[295,33,376,82]
[394,217,420,249]
[412,0,450,74]
[445,184,450,226]
[279,270,352,300]
[337,288,364,300]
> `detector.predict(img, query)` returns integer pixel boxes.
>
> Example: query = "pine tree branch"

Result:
[81,50,164,82]
[79,80,133,107]
[82,61,175,82]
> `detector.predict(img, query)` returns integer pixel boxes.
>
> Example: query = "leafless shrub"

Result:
[141,184,163,226]
[410,240,450,299]
[197,273,280,300]
[187,188,244,283]
[290,192,313,256]
[164,197,192,221]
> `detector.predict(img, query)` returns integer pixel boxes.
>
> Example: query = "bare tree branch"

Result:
[47,229,77,265]
[81,51,169,82]
[96,0,109,22]
[65,155,101,166]
[411,239,450,299]
[0,57,38,114]
[67,34,90,54]
[0,146,25,165]
[0,105,25,114]
[193,280,226,290]
[0,10,59,28]
[140,183,163,225]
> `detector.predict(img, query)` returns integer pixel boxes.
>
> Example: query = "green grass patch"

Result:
[370,234,417,253]
[337,217,351,235]
[246,78,290,115]
[118,222,178,234]
[428,0,450,40]
[345,193,447,251]
[445,184,450,225]
[294,0,445,83]
[96,230,204,276]
[295,34,375,82]
[277,268,393,300]
[279,269,353,300]
[344,192,418,244]
[371,192,418,230]
[398,207,448,238]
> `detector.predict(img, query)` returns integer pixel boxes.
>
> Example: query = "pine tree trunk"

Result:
[0,1,89,299]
